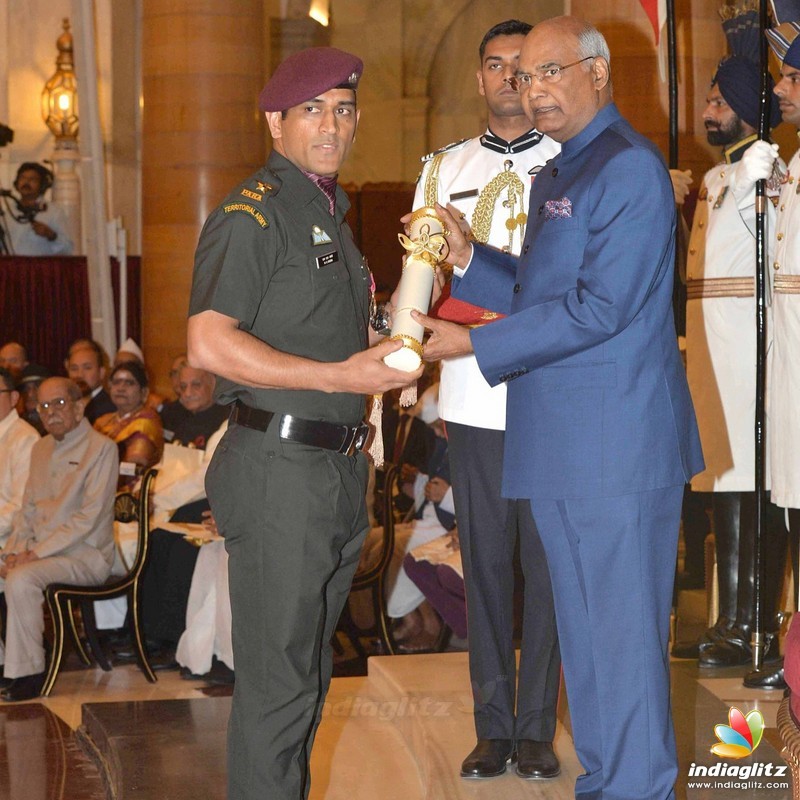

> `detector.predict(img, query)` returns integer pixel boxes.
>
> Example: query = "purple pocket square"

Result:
[544,197,573,220]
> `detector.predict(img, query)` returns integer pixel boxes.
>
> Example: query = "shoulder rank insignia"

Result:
[223,203,269,229]
[311,225,333,246]
[241,188,262,201]
[256,181,273,193]
[420,137,470,163]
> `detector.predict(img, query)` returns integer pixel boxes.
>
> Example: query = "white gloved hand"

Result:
[669,169,693,205]
[736,140,780,194]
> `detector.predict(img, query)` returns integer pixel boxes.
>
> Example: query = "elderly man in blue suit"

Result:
[415,15,704,800]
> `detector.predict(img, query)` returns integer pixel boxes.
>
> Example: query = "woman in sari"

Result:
[94,361,163,487]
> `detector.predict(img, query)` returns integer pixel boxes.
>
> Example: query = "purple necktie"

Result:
[301,170,338,216]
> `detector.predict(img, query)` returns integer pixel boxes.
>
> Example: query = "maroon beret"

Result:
[258,47,363,112]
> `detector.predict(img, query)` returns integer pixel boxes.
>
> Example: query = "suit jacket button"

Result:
[538,205,544,215]
[552,167,558,177]
[523,244,530,254]
[513,283,521,293]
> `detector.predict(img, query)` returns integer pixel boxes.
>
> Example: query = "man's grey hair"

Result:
[576,23,611,64]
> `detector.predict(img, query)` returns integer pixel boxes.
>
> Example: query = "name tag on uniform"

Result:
[450,189,478,201]
[119,461,138,477]
[316,251,339,269]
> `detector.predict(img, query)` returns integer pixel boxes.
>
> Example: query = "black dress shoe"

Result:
[149,648,179,671]
[515,740,560,779]
[671,640,701,659]
[1,672,45,702]
[744,663,787,690]
[460,739,515,779]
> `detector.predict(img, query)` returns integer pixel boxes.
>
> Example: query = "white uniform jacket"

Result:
[413,130,560,430]
[768,146,800,508]
[686,139,781,492]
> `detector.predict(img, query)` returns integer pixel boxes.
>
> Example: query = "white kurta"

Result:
[769,147,800,508]
[0,410,39,546]
[413,132,560,430]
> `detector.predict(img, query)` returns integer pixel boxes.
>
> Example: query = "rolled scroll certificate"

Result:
[384,206,449,371]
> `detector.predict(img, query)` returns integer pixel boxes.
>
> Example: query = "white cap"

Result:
[417,383,440,425]
[117,338,144,363]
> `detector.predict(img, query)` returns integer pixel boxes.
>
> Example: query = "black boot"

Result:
[701,494,788,668]
[695,494,741,662]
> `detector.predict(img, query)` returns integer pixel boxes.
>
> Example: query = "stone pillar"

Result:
[141,0,265,395]
[51,140,82,253]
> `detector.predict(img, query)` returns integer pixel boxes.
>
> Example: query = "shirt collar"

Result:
[724,133,759,164]
[560,103,622,162]
[53,417,90,447]
[480,128,544,154]
[267,151,351,219]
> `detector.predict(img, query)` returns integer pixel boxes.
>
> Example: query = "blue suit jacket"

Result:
[455,104,704,500]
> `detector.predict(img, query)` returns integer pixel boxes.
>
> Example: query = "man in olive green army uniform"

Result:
[187,47,419,800]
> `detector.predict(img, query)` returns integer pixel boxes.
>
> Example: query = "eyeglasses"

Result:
[37,397,70,414]
[517,56,595,88]
[0,389,14,394]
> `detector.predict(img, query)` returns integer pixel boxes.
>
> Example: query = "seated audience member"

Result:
[175,509,235,684]
[0,377,117,701]
[360,385,454,651]
[0,343,29,382]
[3,163,72,256]
[0,368,39,547]
[16,363,51,436]
[66,339,114,424]
[94,362,163,487]
[166,354,188,403]
[133,392,228,667]
[380,390,436,519]
[404,530,467,642]
[112,339,165,412]
[160,365,227,448]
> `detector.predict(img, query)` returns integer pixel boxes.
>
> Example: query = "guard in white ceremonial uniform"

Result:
[413,20,562,781]
[736,10,800,691]
[683,28,789,668]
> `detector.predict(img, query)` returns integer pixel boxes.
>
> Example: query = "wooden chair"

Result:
[338,464,400,656]
[41,467,159,696]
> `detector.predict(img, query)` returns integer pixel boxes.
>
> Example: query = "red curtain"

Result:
[0,256,140,375]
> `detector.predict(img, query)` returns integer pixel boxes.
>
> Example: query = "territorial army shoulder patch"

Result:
[223,203,269,229]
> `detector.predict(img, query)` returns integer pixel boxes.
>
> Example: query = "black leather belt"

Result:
[230,400,369,456]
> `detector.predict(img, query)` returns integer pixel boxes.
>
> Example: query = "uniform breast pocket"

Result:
[310,250,351,287]
[309,251,352,321]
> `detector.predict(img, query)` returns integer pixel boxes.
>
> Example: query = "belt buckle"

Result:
[341,424,369,456]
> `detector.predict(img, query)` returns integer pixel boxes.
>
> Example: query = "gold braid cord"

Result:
[424,154,444,208]
[471,163,527,250]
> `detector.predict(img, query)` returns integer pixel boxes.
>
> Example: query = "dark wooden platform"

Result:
[0,702,106,800]
[81,698,230,799]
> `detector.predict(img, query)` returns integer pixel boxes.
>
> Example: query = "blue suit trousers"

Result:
[528,485,683,800]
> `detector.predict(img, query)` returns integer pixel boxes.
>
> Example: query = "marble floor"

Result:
[0,649,792,800]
